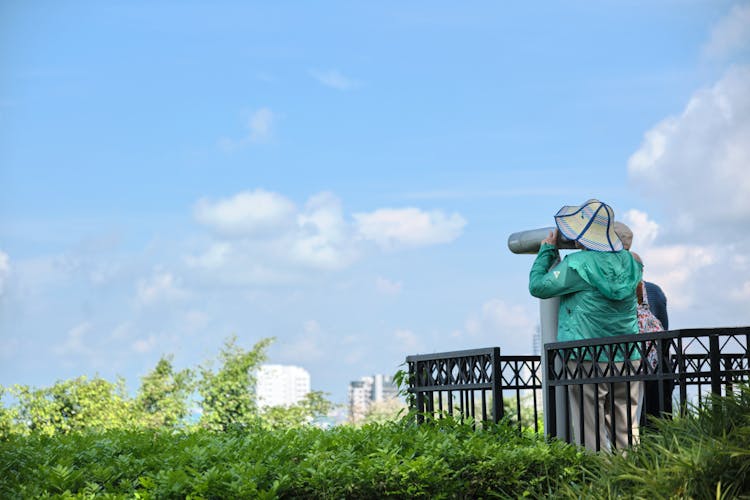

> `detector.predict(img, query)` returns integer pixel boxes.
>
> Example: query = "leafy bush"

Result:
[565,385,750,499]
[197,336,274,432]
[2,387,749,498]
[0,419,590,498]
[1,336,338,438]
[10,376,134,436]
[135,355,194,430]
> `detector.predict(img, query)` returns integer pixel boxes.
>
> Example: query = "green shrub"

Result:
[3,386,749,498]
[0,418,590,498]
[566,385,750,499]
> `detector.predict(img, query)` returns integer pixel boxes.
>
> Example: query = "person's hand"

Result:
[542,229,557,248]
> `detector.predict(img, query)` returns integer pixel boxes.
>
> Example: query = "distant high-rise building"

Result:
[532,325,541,356]
[348,378,371,424]
[372,374,398,401]
[256,364,311,408]
[531,325,543,405]
[347,374,398,423]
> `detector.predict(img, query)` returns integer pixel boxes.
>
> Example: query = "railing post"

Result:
[545,346,557,438]
[492,347,502,423]
[656,336,666,415]
[409,360,424,424]
[710,334,722,396]
[677,335,688,417]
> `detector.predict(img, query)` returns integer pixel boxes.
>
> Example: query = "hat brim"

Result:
[554,199,623,252]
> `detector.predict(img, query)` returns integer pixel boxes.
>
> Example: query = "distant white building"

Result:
[256,364,311,408]
[531,325,544,408]
[532,324,542,356]
[348,379,371,424]
[348,374,398,423]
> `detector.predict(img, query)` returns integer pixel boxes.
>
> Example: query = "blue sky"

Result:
[1,1,749,404]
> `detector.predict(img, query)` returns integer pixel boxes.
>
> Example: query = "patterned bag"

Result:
[637,282,664,369]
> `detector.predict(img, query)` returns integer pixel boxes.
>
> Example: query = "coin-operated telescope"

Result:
[507,226,571,435]
[507,227,576,254]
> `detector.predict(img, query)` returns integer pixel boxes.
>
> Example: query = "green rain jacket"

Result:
[529,243,643,347]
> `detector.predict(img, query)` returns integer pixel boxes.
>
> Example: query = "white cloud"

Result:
[183,310,210,333]
[0,338,20,360]
[702,3,750,60]
[457,299,537,355]
[621,207,750,324]
[0,250,9,295]
[310,69,360,90]
[304,319,321,334]
[55,322,94,357]
[110,322,132,341]
[622,209,660,249]
[132,335,157,354]
[354,208,466,250]
[136,271,189,306]
[628,65,750,242]
[376,276,402,295]
[89,261,121,286]
[11,255,78,300]
[248,107,275,142]
[622,209,718,310]
[344,349,366,365]
[188,193,356,279]
[290,192,357,269]
[219,107,276,150]
[185,242,233,269]
[729,281,750,301]
[194,189,296,238]
[639,244,716,310]
[393,329,422,352]
[278,332,325,363]
[479,299,536,333]
[188,190,465,285]
[186,247,298,285]
[626,65,750,324]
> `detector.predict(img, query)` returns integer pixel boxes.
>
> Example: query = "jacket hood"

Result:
[566,250,642,300]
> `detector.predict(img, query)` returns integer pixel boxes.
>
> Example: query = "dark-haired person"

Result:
[614,222,672,422]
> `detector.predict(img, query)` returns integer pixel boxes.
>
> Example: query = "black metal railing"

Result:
[545,326,749,451]
[406,327,750,451]
[406,348,542,431]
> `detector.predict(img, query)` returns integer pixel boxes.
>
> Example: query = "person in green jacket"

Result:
[529,199,643,452]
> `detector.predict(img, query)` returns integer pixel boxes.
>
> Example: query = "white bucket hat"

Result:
[554,199,623,252]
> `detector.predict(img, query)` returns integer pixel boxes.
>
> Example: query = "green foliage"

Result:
[135,356,194,429]
[197,336,274,431]
[259,391,336,430]
[392,367,414,404]
[2,384,749,497]
[409,392,541,433]
[0,418,591,498]
[362,398,408,425]
[10,376,134,437]
[564,385,750,499]
[0,387,23,439]
[502,392,544,433]
[0,335,337,437]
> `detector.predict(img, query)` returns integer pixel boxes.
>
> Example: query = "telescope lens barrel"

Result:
[507,227,575,254]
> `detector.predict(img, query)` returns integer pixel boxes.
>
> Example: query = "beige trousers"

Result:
[567,362,643,452]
